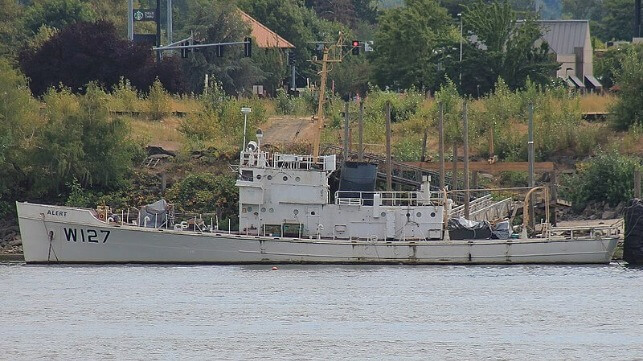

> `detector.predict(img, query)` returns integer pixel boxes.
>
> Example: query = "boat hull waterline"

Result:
[18,203,618,264]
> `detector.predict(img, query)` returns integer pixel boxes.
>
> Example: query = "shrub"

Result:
[146,79,171,120]
[560,151,640,212]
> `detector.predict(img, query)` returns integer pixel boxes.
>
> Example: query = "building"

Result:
[238,10,294,49]
[537,20,601,91]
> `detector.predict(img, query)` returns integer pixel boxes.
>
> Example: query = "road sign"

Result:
[133,9,157,22]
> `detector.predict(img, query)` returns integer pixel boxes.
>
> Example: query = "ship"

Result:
[16,141,621,264]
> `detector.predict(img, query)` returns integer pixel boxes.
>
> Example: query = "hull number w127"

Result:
[63,228,111,243]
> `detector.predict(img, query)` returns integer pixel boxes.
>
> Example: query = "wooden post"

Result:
[635,169,641,199]
[343,101,349,159]
[463,100,470,219]
[551,171,558,226]
[358,100,364,162]
[438,102,445,190]
[472,171,479,189]
[452,143,458,192]
[386,101,392,191]
[421,128,428,162]
[527,102,535,230]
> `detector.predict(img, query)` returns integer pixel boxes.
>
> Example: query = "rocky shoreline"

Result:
[0,219,21,256]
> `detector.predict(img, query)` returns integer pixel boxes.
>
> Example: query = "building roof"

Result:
[537,20,589,55]
[238,10,295,49]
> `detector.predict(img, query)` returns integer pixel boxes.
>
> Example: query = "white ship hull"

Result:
[17,203,618,264]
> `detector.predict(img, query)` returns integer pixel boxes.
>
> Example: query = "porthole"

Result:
[256,174,262,180]
[416,212,422,218]
[269,208,274,213]
[295,176,301,182]
[430,212,436,218]
[267,175,273,180]
[311,211,316,216]
[381,212,386,217]
[248,206,253,212]
[406,213,411,217]
[242,208,247,213]
[253,212,258,216]
[294,209,299,215]
[283,176,288,181]
[261,207,266,212]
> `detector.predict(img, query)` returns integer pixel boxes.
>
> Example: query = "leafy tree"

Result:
[0,60,40,213]
[177,0,264,95]
[372,0,458,90]
[22,0,96,35]
[0,0,24,58]
[328,55,373,97]
[458,0,559,95]
[19,21,185,96]
[29,84,138,196]
[594,44,643,89]
[239,0,347,86]
[167,173,239,225]
[307,0,357,26]
[562,0,603,20]
[593,0,636,41]
[561,151,639,212]
[610,48,643,130]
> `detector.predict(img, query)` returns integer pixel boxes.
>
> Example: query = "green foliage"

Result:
[31,84,138,196]
[110,77,140,113]
[166,173,238,226]
[560,151,640,212]
[0,59,40,200]
[239,0,347,83]
[393,136,423,161]
[22,0,96,35]
[460,0,560,95]
[373,0,457,90]
[147,79,172,121]
[178,0,264,95]
[434,79,463,145]
[499,171,528,187]
[610,48,643,130]
[65,177,94,207]
[0,0,24,58]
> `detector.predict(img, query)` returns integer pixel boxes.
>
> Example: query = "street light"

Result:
[241,107,251,150]
[457,13,463,87]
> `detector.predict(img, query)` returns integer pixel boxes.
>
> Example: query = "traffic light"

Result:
[181,41,188,58]
[351,40,360,55]
[288,51,295,66]
[244,37,252,57]
[216,45,224,57]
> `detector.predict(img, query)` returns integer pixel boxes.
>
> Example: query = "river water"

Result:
[1,263,642,360]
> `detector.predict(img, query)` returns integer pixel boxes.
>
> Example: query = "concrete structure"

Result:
[537,20,600,90]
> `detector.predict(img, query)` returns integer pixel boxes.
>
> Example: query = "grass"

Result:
[578,93,614,113]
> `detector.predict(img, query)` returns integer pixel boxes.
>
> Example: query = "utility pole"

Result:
[156,0,161,62]
[386,101,392,191]
[167,0,173,44]
[458,12,463,88]
[463,100,470,219]
[128,0,134,40]
[528,102,535,230]
[439,102,445,190]
[358,100,364,162]
[343,101,350,159]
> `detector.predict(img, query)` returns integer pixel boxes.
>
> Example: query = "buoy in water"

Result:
[271,266,278,270]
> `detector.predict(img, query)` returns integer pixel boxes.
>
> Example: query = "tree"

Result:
[21,0,96,35]
[458,0,559,95]
[0,0,24,58]
[0,60,40,213]
[610,48,643,130]
[593,0,636,41]
[372,0,458,90]
[29,84,138,195]
[177,0,264,95]
[19,21,185,96]
[239,0,346,86]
